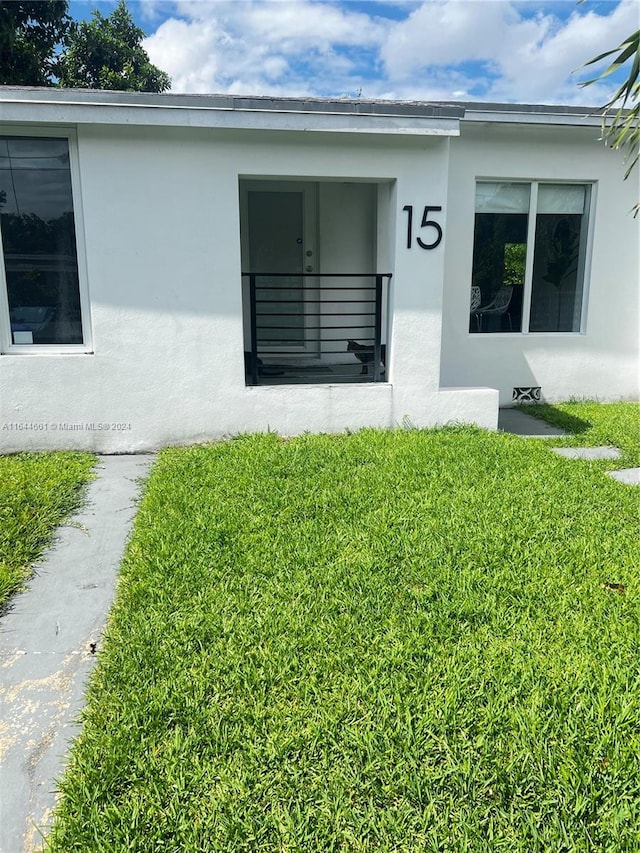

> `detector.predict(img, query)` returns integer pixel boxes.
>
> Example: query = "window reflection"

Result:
[470,215,527,332]
[530,185,587,333]
[0,137,83,345]
[470,182,589,334]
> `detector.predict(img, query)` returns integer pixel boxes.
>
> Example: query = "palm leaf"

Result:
[577,29,639,212]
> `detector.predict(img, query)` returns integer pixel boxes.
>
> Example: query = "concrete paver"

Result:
[0,454,154,853]
[551,446,622,460]
[498,412,639,486]
[497,408,568,437]
[607,467,640,485]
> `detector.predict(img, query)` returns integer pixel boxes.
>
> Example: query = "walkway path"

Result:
[498,407,639,485]
[497,407,568,437]
[0,455,154,853]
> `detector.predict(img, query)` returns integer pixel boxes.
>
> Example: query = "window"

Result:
[470,181,591,334]
[0,136,85,347]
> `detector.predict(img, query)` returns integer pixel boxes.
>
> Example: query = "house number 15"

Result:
[403,205,443,250]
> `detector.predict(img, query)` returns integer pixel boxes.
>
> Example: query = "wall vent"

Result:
[513,386,541,403]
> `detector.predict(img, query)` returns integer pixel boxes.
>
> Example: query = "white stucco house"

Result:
[0,87,637,453]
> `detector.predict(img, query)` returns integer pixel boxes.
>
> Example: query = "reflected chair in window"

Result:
[10,306,56,343]
[476,286,514,332]
[469,284,482,331]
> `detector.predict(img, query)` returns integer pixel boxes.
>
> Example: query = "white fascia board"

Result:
[0,98,460,136]
[462,109,603,128]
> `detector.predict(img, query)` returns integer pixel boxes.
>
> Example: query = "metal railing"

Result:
[242,272,391,385]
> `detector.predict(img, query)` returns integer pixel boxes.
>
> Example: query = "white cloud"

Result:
[144,17,225,92]
[231,0,384,47]
[143,0,639,104]
[380,1,521,78]
[145,0,390,94]
[490,0,639,103]
[380,0,639,104]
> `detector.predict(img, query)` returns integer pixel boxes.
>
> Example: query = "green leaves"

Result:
[578,29,640,193]
[57,1,170,93]
[0,0,170,92]
[0,1,72,86]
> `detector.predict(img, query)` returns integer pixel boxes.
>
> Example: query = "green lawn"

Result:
[517,400,640,468]
[48,410,639,852]
[0,452,95,607]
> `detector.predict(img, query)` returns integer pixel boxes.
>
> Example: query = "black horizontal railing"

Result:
[242,272,391,386]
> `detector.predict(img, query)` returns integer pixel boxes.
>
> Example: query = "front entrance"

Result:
[241,181,317,353]
[239,178,390,385]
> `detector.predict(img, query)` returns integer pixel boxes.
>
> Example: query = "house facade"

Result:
[0,88,637,453]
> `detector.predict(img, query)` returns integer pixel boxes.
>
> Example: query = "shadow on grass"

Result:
[517,403,592,436]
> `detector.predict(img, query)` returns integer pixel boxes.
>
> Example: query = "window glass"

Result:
[470,181,590,335]
[470,183,529,332]
[475,182,530,214]
[530,184,588,333]
[0,137,83,345]
[537,184,586,215]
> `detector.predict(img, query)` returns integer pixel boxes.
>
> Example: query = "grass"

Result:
[47,416,640,852]
[517,400,640,468]
[0,452,95,607]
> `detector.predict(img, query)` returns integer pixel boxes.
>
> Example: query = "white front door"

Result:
[241,181,317,353]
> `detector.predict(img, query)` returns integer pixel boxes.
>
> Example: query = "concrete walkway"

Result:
[0,455,154,853]
[497,408,568,437]
[498,408,639,486]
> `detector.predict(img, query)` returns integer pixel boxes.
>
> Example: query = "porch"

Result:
[243,272,390,386]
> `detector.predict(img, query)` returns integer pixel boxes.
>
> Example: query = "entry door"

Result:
[241,182,317,352]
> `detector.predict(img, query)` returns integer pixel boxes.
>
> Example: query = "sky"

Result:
[68,0,639,105]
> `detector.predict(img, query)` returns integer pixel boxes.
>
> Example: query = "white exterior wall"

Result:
[0,120,497,453]
[441,122,639,405]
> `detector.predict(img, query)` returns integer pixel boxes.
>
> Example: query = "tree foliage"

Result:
[0,0,170,92]
[58,1,170,92]
[0,1,72,86]
[579,29,640,185]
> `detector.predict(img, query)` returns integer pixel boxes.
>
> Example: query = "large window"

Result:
[0,136,84,347]
[470,181,591,334]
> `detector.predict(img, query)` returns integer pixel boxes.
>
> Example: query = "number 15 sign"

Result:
[402,205,443,250]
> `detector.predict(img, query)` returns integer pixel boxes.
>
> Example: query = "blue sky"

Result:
[68,0,638,104]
